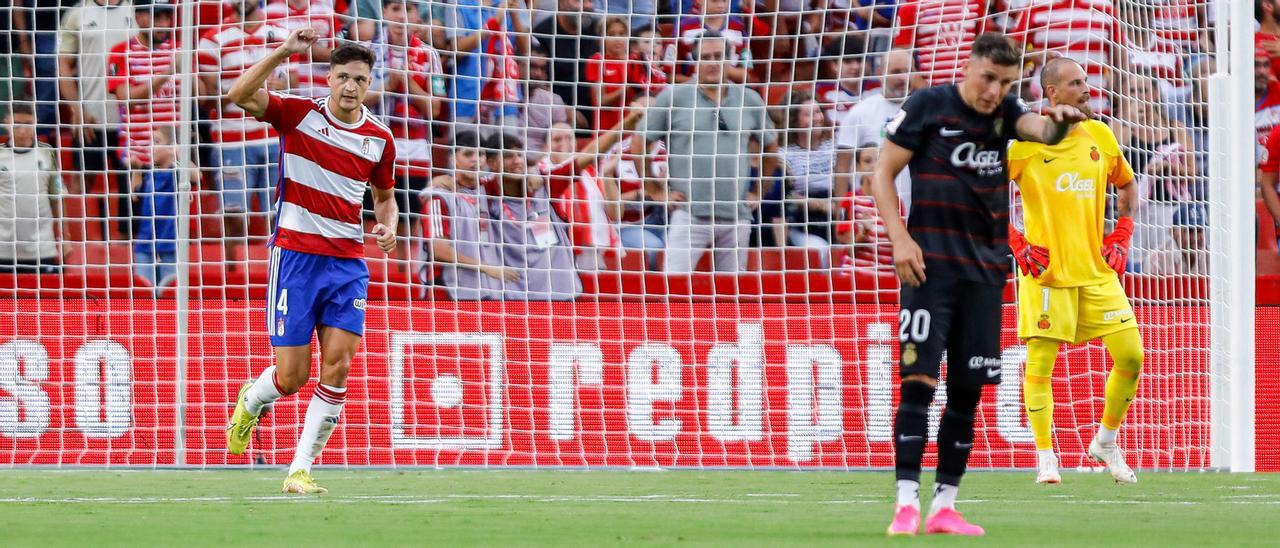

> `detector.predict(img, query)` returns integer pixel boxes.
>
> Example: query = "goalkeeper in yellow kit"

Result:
[1008,58,1144,485]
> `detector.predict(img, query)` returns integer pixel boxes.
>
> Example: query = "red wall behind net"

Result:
[0,300,1270,470]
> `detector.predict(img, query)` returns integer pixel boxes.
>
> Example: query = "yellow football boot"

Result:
[225,382,260,455]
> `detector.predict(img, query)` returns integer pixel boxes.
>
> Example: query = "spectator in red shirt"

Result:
[1259,0,1280,80]
[630,26,673,97]
[107,0,178,168]
[1257,50,1280,157]
[834,146,896,274]
[587,16,632,133]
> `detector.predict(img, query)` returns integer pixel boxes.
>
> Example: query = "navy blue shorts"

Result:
[267,247,369,346]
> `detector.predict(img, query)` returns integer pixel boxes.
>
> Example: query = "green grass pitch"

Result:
[2,470,1277,546]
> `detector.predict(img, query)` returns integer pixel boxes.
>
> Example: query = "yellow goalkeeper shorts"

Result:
[1016,276,1137,344]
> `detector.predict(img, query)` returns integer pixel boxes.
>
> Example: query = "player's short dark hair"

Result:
[487,132,524,153]
[6,102,35,119]
[970,33,1021,67]
[1039,56,1082,90]
[693,28,725,61]
[454,129,482,151]
[331,43,376,70]
[822,34,866,63]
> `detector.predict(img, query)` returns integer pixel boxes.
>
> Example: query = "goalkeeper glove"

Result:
[1102,217,1135,275]
[1009,224,1050,278]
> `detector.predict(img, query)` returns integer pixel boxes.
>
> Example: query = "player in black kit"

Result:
[872,34,1086,537]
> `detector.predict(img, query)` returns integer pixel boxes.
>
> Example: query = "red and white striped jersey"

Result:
[106,37,179,166]
[675,16,752,76]
[612,136,668,224]
[1120,32,1186,100]
[836,192,899,273]
[893,0,988,85]
[1011,0,1119,113]
[541,159,621,255]
[198,20,289,144]
[1258,82,1280,159]
[264,0,339,98]
[259,92,397,259]
[1150,0,1200,51]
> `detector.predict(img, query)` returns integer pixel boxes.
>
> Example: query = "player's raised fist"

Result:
[280,28,317,55]
[372,223,397,254]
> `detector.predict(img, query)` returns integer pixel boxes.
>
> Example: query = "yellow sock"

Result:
[1024,338,1060,451]
[1100,329,1145,430]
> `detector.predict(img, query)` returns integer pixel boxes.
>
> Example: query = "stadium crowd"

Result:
[0,0,1228,298]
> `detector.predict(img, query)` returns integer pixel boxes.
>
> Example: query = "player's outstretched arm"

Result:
[870,139,924,286]
[1014,105,1087,146]
[226,28,316,119]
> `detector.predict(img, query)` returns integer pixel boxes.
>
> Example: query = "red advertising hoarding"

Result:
[0,300,1269,470]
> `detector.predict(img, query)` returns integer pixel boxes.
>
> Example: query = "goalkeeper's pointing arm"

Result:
[226,28,317,118]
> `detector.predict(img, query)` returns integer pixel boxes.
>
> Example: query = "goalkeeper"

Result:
[1008,58,1144,485]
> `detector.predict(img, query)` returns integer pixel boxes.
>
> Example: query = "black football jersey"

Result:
[885,84,1029,285]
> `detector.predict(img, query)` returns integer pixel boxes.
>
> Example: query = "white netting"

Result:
[0,0,1244,470]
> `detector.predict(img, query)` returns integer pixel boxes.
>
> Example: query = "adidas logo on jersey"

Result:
[1054,172,1096,195]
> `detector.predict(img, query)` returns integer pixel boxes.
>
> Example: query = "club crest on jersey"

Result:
[1037,315,1051,330]
[902,343,918,366]
[362,138,372,155]
[1090,146,1100,162]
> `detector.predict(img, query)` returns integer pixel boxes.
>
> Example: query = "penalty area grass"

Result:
[1,470,1277,546]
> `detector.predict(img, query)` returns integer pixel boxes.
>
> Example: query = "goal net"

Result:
[0,0,1260,471]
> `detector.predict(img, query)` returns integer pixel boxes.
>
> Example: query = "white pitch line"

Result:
[3,495,1280,506]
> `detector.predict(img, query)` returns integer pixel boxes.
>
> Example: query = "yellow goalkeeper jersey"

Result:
[1009,120,1135,288]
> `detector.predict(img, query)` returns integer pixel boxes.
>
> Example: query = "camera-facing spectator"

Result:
[419,129,512,299]
[587,16,633,133]
[834,46,914,215]
[131,127,188,291]
[0,103,63,274]
[674,0,752,84]
[834,146,897,273]
[777,91,840,266]
[366,0,447,262]
[542,105,644,270]
[636,31,778,274]
[1259,0,1280,80]
[107,0,178,169]
[197,0,288,264]
[532,0,602,119]
[59,0,135,238]
[264,0,339,98]
[1143,203,1207,276]
[629,25,672,98]
[11,1,64,138]
[521,48,586,154]
[815,35,869,121]
[893,0,987,84]
[1111,74,1196,269]
[488,132,582,300]
[1116,2,1189,102]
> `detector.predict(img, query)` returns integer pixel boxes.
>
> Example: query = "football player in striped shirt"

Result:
[871,33,1086,536]
[223,28,399,495]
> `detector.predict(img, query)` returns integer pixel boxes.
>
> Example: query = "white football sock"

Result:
[930,483,959,515]
[1096,424,1118,445]
[1037,448,1056,461]
[896,479,920,508]
[244,366,284,416]
[288,384,346,475]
